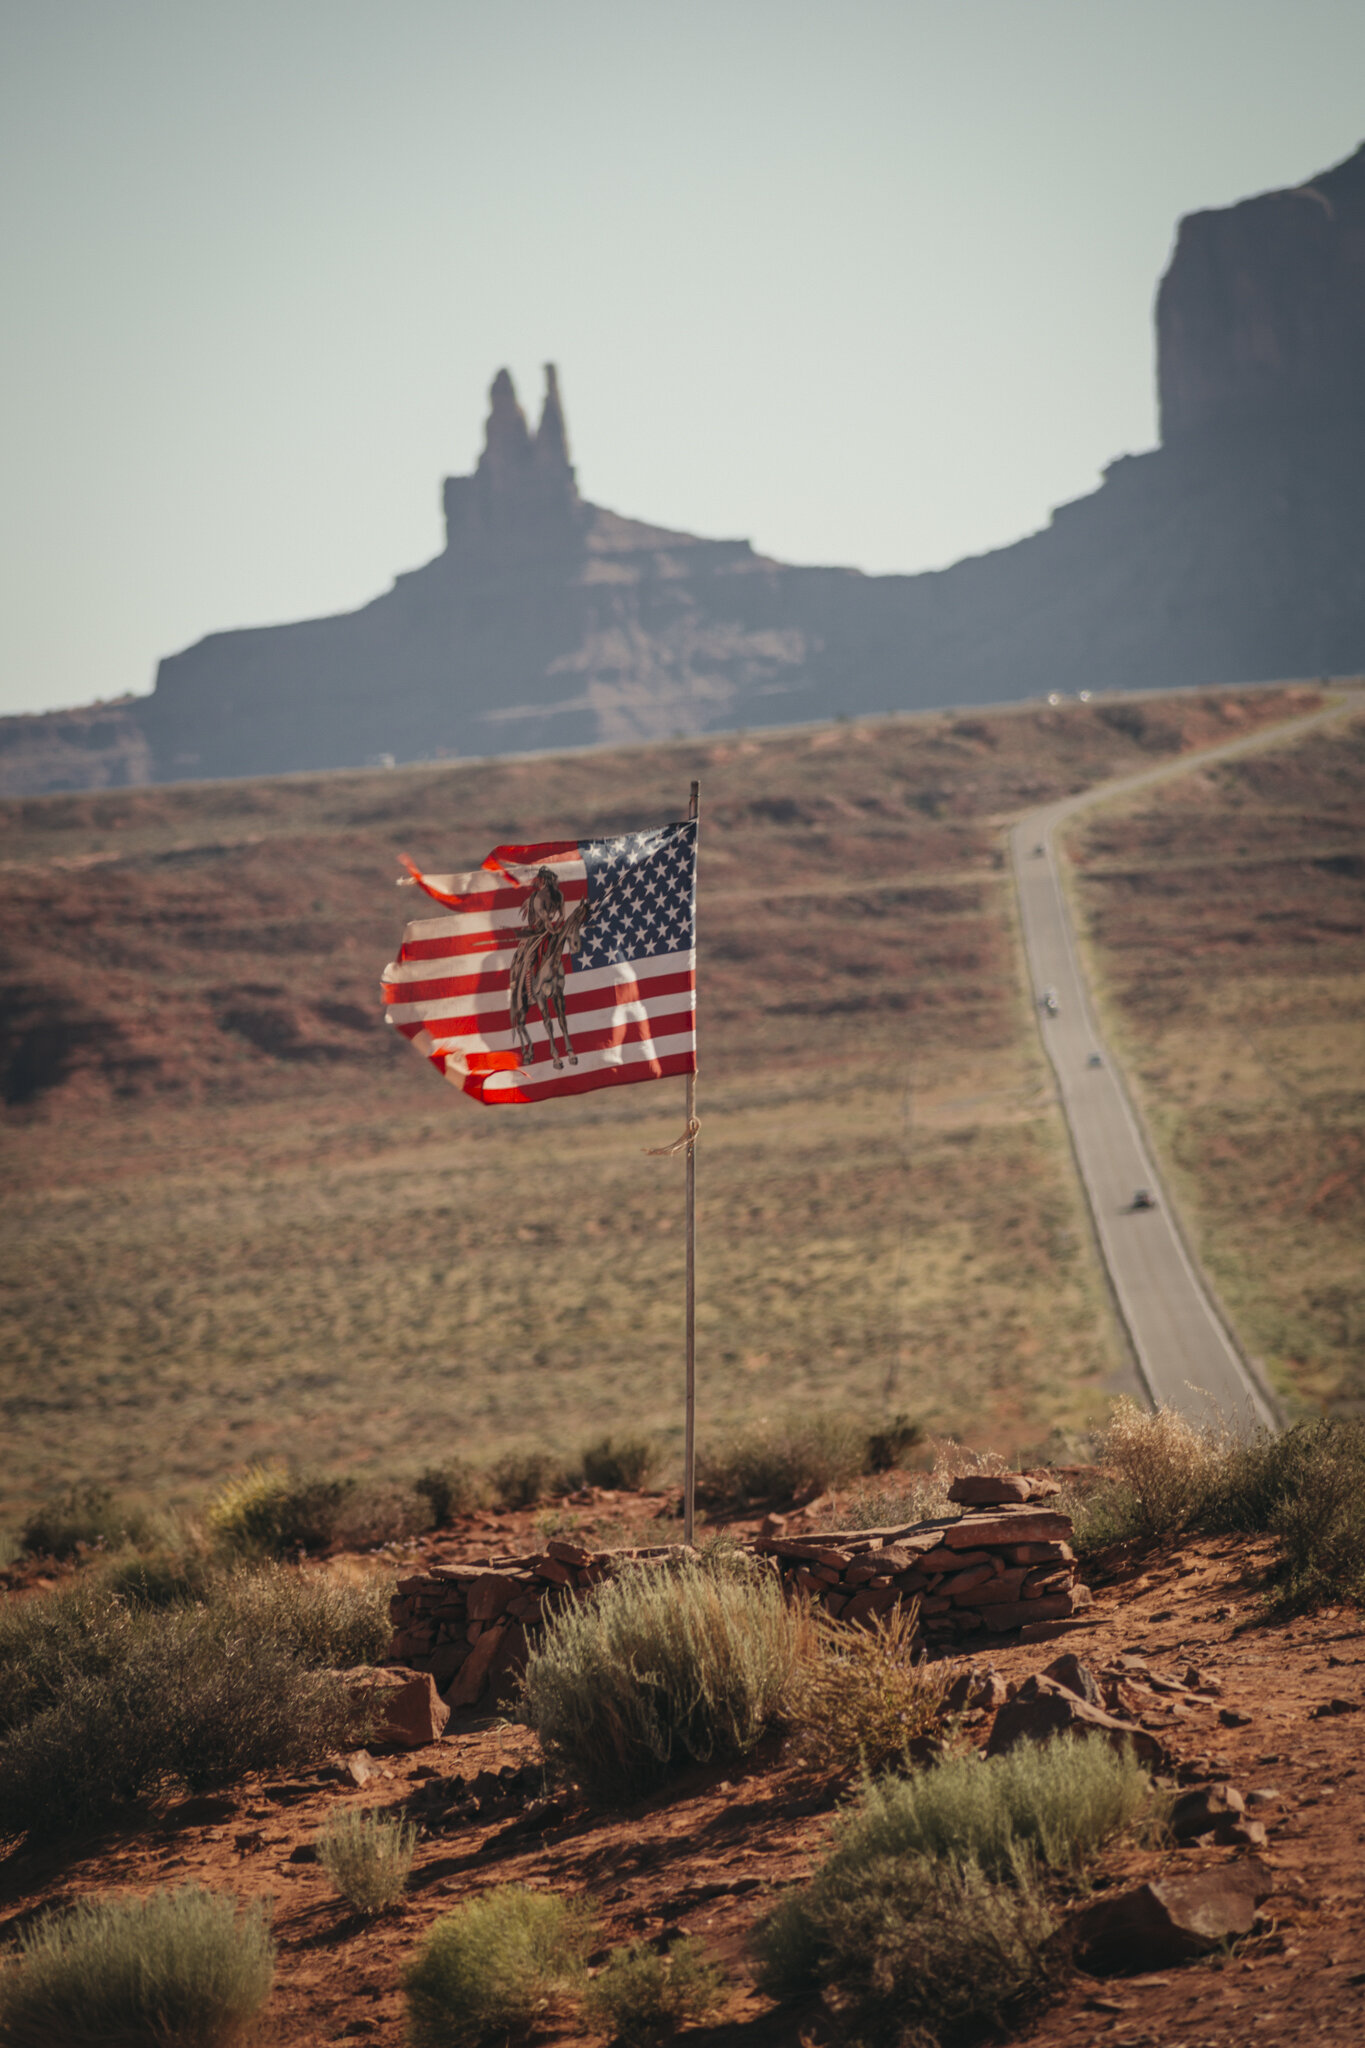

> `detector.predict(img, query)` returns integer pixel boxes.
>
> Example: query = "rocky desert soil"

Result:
[3,1490,1361,2048]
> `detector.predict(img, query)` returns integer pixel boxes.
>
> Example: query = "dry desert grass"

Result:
[0,687,1319,1513]
[1065,703,1365,1415]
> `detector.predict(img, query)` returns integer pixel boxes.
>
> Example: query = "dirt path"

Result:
[1009,688,1363,1430]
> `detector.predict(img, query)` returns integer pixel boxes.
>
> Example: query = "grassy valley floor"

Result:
[1064,702,1365,1417]
[0,686,1323,1512]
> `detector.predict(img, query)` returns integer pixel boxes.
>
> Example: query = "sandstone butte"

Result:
[3,141,1363,796]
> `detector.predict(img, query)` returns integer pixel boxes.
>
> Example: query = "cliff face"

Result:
[5,143,1364,794]
[1158,142,1365,442]
[137,364,822,779]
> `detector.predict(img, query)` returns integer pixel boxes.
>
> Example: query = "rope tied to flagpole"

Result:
[644,1115,699,1157]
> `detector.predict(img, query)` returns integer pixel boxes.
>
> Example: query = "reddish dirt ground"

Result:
[3,1503,1362,2048]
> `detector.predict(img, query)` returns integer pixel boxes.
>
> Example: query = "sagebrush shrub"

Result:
[332,1480,433,1550]
[206,1466,426,1557]
[580,1435,661,1493]
[863,1413,922,1473]
[756,1853,1057,2047]
[816,1732,1153,1887]
[0,1885,274,2048]
[415,1461,487,1525]
[799,1606,952,1775]
[696,1411,870,1506]
[100,1548,220,1611]
[1256,1424,1365,1613]
[584,1939,725,2046]
[1088,1399,1226,1543]
[20,1487,150,1561]
[522,1557,814,1802]
[1068,1409,1365,1610]
[490,1449,569,1511]
[756,1736,1144,2045]
[403,1888,590,2048]
[317,1807,416,1915]
[844,1475,955,1530]
[208,1562,393,1667]
[0,1565,384,1834]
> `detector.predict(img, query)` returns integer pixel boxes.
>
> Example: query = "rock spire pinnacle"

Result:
[444,364,581,550]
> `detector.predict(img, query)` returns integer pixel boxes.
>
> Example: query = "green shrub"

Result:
[754,1737,1140,2044]
[0,1885,274,2048]
[490,1449,573,1511]
[580,1435,662,1493]
[210,1562,393,1668]
[696,1412,868,1506]
[799,1606,952,1775]
[755,1852,1058,2047]
[864,1413,923,1473]
[20,1488,150,1561]
[1203,1421,1365,1608]
[415,1461,487,1526]
[584,1939,726,2046]
[1229,1421,1365,1614]
[1075,1400,1226,1548]
[317,1807,416,1915]
[522,1557,814,1802]
[0,1565,383,1834]
[403,1887,591,2048]
[98,1550,221,1611]
[205,1467,427,1559]
[333,1480,433,1550]
[843,1475,957,1530]
[206,1466,338,1556]
[812,1733,1153,1888]
[1071,1411,1365,1614]
[0,1624,361,1834]
[698,1412,924,1507]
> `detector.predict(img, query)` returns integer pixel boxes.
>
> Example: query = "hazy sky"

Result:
[2,2,1362,717]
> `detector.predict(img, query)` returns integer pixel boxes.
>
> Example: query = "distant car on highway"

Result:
[1032,842,1046,857]
[1087,1052,1103,1068]
[1131,1187,1156,1211]
[1040,987,1059,1015]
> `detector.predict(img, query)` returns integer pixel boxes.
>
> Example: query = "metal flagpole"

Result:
[683,778,700,1547]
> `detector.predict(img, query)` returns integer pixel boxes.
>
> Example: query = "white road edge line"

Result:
[1011,687,1365,1433]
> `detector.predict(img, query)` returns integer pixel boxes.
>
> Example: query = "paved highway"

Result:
[1011,691,1362,1430]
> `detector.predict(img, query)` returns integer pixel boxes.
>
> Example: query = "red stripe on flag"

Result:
[480,839,580,877]
[383,963,696,1014]
[456,1046,697,1105]
[433,1004,695,1067]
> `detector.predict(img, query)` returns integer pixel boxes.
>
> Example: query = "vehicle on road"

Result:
[1131,1187,1156,1211]
[1040,987,1059,1015]
[1032,842,1046,857]
[1087,1052,1103,1068]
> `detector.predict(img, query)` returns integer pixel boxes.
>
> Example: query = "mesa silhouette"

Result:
[4,142,1363,795]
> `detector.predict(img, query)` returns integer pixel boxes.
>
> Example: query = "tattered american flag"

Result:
[381,822,697,1103]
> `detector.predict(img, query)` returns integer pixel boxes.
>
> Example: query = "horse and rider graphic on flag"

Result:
[381,820,697,1105]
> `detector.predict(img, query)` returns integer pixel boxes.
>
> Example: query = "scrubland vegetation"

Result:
[5,1406,930,1572]
[1070,1399,1365,1612]
[317,1807,417,1916]
[14,694,1287,1506]
[522,1551,815,1802]
[0,1402,1362,2045]
[0,1887,274,2048]
[402,1888,593,2048]
[582,1939,726,2047]
[0,1562,386,1833]
[1068,710,1365,1415]
[697,1410,920,1506]
[754,1738,1154,2042]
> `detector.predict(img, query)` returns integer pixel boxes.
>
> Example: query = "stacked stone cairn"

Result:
[751,1473,1084,1642]
[386,1474,1086,1712]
